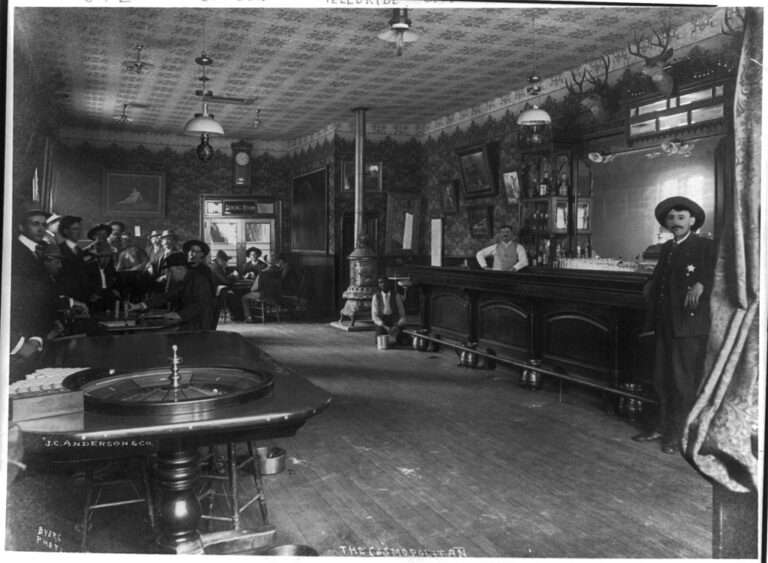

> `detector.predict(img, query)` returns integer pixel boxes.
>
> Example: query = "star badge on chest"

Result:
[686,264,696,276]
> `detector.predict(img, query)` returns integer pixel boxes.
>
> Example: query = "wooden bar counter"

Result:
[406,265,656,395]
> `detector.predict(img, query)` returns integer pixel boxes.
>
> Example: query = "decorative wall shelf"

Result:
[626,79,732,146]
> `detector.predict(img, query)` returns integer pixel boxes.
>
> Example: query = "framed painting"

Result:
[104,171,166,216]
[291,167,328,253]
[342,160,383,192]
[456,144,496,199]
[502,171,521,204]
[439,181,459,214]
[467,206,492,238]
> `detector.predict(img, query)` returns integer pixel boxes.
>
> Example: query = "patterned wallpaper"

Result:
[50,143,291,245]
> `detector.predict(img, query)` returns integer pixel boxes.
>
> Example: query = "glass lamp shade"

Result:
[516,106,552,126]
[184,103,224,136]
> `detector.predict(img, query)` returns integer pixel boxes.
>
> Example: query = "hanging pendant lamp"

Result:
[517,16,552,143]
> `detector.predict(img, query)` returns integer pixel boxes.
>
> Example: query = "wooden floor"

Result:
[5,320,712,557]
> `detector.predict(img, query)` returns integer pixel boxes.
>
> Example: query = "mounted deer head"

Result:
[565,56,613,122]
[628,22,675,98]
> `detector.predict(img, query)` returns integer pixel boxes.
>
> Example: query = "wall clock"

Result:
[232,141,253,187]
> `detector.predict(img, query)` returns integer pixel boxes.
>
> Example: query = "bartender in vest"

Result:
[371,277,408,347]
[476,224,529,271]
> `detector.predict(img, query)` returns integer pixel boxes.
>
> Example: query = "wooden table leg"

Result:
[155,446,204,554]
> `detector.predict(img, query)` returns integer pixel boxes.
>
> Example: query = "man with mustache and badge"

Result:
[633,196,715,454]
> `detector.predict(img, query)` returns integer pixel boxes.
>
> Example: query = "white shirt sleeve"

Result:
[475,244,496,269]
[513,244,529,271]
[371,294,385,327]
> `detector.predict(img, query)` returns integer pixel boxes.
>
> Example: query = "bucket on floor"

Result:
[254,446,286,475]
[263,544,318,556]
[376,335,390,350]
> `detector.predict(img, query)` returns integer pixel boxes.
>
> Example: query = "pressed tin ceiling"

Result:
[14,4,723,143]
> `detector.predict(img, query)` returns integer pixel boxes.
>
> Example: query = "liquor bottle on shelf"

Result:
[539,172,552,196]
[542,240,550,266]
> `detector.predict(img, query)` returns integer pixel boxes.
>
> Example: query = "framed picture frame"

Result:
[341,160,383,192]
[502,171,521,204]
[439,181,459,214]
[291,167,328,253]
[456,144,496,199]
[104,171,166,216]
[467,206,493,238]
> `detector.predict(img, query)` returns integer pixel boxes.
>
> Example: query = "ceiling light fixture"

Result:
[378,8,421,56]
[517,16,552,144]
[124,44,154,75]
[184,46,225,162]
[113,103,132,126]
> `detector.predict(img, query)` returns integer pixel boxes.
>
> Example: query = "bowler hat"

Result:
[163,252,188,268]
[87,224,111,240]
[183,239,211,257]
[147,230,160,240]
[215,250,231,261]
[655,196,705,230]
[160,229,176,239]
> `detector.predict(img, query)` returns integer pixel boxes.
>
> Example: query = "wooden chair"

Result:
[76,456,156,552]
[198,442,268,532]
[212,285,233,329]
[249,276,282,324]
[281,267,308,319]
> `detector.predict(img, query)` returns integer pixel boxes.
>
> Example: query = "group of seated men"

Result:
[8,201,285,382]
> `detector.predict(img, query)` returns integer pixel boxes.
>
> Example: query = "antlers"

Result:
[722,7,745,36]
[585,56,611,91]
[628,22,674,67]
[566,56,610,96]
[566,69,587,96]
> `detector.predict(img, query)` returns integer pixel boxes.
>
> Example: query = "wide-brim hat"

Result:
[109,220,126,231]
[46,213,62,226]
[654,196,705,230]
[147,230,161,239]
[215,250,231,261]
[160,229,176,239]
[87,224,112,240]
[162,252,188,268]
[182,239,210,257]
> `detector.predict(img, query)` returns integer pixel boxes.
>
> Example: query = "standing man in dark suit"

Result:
[9,203,85,382]
[10,202,51,366]
[58,215,91,302]
[85,249,122,313]
[633,196,716,454]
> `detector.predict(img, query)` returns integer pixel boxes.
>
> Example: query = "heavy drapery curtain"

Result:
[682,8,762,493]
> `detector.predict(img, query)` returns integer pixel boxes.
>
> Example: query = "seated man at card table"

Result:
[127,252,215,330]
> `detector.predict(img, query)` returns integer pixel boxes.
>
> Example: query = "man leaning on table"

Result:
[476,224,528,272]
